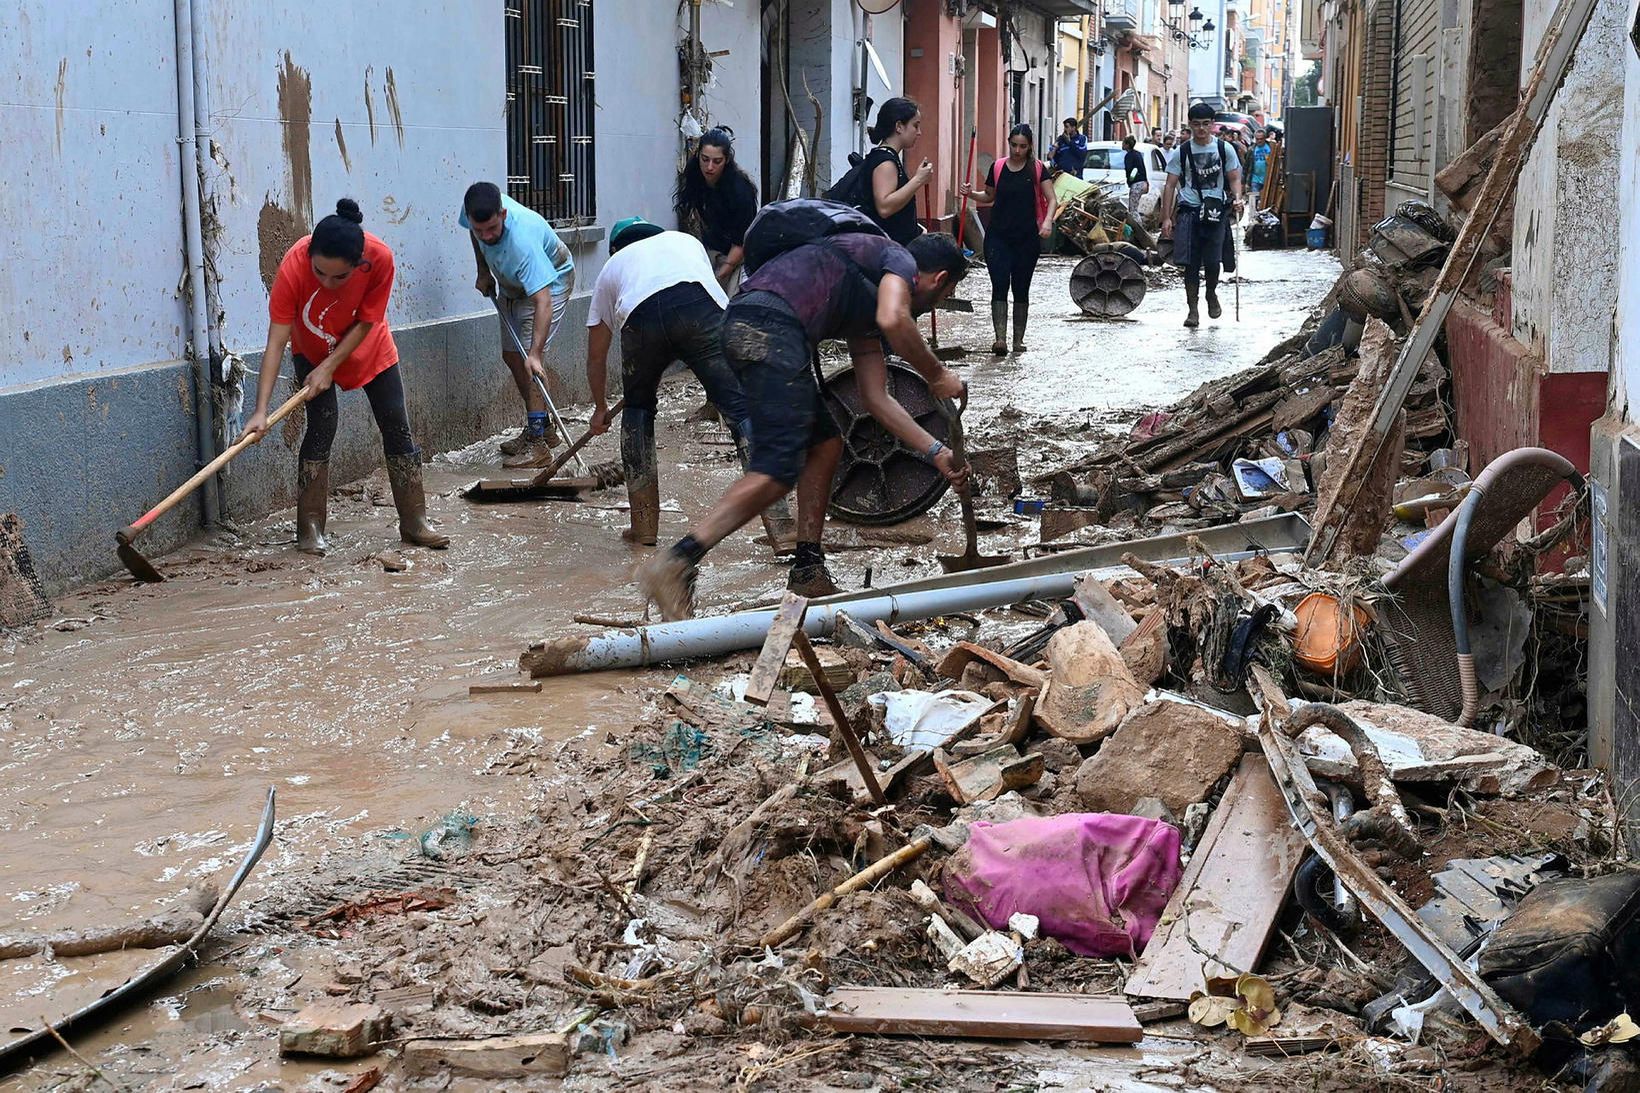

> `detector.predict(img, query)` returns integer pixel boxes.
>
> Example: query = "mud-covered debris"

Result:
[400,1031,570,1079]
[1072,698,1243,815]
[278,1000,389,1058]
[1034,622,1144,743]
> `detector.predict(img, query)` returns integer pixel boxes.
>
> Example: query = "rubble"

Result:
[1071,697,1245,815]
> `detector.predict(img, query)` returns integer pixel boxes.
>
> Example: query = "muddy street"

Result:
[0,247,1342,1089]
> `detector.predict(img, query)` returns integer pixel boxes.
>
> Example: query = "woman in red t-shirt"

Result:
[243,199,447,554]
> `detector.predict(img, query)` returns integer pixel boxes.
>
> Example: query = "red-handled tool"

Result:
[116,388,311,582]
[956,129,978,249]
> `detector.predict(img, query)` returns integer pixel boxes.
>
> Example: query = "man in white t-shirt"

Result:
[584,217,756,547]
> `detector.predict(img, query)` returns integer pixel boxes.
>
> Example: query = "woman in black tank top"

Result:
[865,97,933,245]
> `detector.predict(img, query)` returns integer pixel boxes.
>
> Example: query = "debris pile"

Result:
[238,494,1618,1086]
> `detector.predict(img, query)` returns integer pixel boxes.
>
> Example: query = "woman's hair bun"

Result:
[334,197,364,224]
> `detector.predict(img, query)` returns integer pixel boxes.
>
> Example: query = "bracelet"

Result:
[927,440,946,461]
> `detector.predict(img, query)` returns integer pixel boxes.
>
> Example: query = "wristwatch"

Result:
[927,440,946,461]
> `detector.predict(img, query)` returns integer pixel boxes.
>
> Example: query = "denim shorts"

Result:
[720,303,839,487]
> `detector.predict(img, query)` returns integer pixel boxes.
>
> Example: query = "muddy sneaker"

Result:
[498,426,531,456]
[787,562,842,599]
[637,551,697,621]
[501,434,556,469]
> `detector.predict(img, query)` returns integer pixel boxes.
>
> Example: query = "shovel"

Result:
[493,296,585,474]
[462,398,626,502]
[116,388,311,582]
[936,402,1011,574]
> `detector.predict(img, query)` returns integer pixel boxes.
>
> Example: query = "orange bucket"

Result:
[1292,592,1372,676]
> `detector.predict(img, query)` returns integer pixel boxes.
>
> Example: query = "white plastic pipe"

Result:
[173,0,218,525]
[521,572,1083,676]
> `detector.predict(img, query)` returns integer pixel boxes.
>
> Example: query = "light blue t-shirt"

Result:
[459,194,574,297]
[1165,139,1233,209]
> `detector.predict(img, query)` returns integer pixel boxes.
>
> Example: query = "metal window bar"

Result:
[505,0,596,226]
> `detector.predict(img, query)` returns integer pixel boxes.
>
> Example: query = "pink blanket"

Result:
[943,813,1182,957]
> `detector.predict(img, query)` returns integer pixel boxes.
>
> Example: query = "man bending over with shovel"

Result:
[460,181,576,468]
[637,215,971,619]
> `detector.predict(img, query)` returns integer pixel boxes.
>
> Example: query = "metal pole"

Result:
[173,0,218,528]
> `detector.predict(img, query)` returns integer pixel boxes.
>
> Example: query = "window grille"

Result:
[505,0,596,226]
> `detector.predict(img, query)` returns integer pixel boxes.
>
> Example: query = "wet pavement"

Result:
[0,244,1336,1088]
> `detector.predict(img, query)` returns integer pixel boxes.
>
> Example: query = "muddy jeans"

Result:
[620,282,750,488]
[294,356,417,462]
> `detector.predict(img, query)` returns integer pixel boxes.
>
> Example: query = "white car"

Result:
[1076,141,1168,219]
[1080,141,1169,200]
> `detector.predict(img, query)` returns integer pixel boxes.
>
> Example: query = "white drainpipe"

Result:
[172,0,219,525]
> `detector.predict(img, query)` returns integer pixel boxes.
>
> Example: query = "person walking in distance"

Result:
[636,231,972,617]
[581,217,755,547]
[244,199,448,554]
[861,97,933,245]
[673,127,760,289]
[1123,135,1149,219]
[460,181,576,469]
[961,124,1057,355]
[1051,117,1088,179]
[1159,103,1243,328]
[1247,129,1272,215]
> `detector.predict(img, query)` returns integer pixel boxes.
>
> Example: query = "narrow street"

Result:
[0,247,1338,1089]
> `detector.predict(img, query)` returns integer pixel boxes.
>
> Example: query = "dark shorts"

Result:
[721,302,839,488]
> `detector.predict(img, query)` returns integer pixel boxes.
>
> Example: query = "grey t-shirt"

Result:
[1165,139,1233,208]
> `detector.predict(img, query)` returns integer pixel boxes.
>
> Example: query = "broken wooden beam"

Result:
[819,987,1141,1042]
[400,1032,569,1079]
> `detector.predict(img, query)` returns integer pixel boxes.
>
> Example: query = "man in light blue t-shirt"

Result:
[460,181,577,468]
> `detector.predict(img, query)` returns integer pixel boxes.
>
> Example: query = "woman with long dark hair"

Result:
[243,198,448,554]
[862,97,933,245]
[960,124,1057,354]
[674,128,760,287]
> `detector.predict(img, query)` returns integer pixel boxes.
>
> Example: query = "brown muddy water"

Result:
[0,247,1336,1089]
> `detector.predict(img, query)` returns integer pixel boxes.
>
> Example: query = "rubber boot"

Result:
[991,301,1009,355]
[296,459,329,556]
[385,454,450,549]
[1012,300,1030,353]
[1184,283,1200,328]
[1206,281,1223,320]
[624,477,660,546]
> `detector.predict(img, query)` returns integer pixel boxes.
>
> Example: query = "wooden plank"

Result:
[400,1032,569,1079]
[792,629,886,805]
[744,592,808,707]
[1124,755,1308,1001]
[822,987,1141,1042]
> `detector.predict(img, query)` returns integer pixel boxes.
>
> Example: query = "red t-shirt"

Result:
[268,232,398,390]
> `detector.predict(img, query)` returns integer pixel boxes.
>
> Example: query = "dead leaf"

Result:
[1580,1012,1640,1047]
[1187,992,1240,1027]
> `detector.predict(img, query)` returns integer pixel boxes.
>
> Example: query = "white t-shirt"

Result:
[586,231,729,330]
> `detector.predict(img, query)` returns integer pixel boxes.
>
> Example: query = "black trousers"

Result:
[293,355,416,462]
[619,282,749,486]
[985,231,1041,303]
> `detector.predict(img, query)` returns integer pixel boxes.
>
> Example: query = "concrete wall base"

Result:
[0,299,594,595]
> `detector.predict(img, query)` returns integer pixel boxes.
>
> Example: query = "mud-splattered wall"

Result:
[200,6,505,350]
[0,2,190,388]
[1507,0,1624,375]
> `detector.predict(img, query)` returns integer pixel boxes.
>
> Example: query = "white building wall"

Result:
[202,3,505,354]
[1615,0,1640,416]
[1188,0,1230,104]
[0,1,189,388]
[1508,0,1625,375]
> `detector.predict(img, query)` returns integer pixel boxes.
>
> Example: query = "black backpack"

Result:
[823,151,872,209]
[741,198,887,276]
